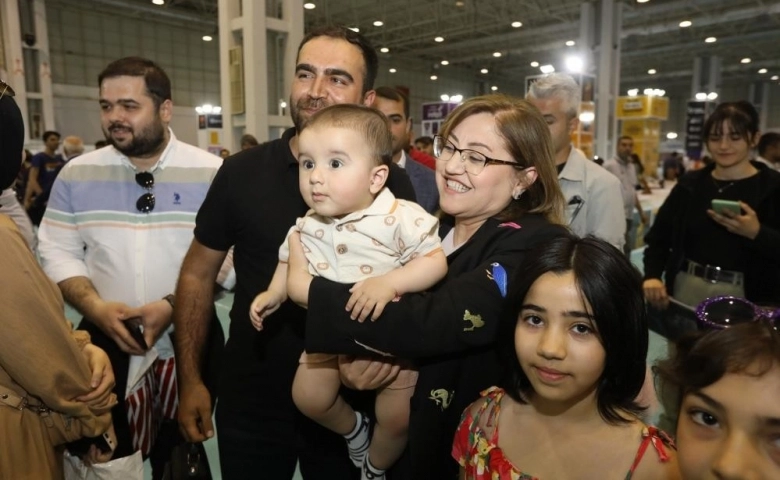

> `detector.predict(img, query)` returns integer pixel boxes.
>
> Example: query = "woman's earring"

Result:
[512,189,524,200]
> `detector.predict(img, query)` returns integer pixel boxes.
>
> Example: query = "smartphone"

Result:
[124,317,148,350]
[711,199,741,216]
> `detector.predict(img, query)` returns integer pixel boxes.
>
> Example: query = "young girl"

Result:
[453,235,680,479]
[251,104,447,479]
[655,299,780,479]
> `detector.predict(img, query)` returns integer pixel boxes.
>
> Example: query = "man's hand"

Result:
[707,201,761,240]
[76,344,115,407]
[90,300,146,355]
[83,424,117,465]
[346,277,398,322]
[132,299,175,350]
[643,278,669,309]
[178,382,214,442]
[338,356,400,390]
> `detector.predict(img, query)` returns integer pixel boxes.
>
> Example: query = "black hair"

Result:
[374,86,409,120]
[703,100,759,144]
[297,25,378,95]
[98,56,172,108]
[498,235,648,425]
[758,131,780,156]
[42,130,60,142]
[0,96,25,190]
[415,136,433,147]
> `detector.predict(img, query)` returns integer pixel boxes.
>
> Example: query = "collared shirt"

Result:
[398,150,408,168]
[279,188,442,283]
[558,147,625,250]
[603,155,638,219]
[38,130,222,353]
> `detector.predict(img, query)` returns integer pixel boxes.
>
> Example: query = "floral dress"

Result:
[452,387,674,480]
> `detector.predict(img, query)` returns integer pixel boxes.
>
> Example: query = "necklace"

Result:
[711,176,736,193]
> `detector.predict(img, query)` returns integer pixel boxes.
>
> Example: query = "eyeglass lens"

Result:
[135,172,155,213]
[701,298,757,328]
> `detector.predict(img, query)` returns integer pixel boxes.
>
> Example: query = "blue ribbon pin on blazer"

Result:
[491,262,508,298]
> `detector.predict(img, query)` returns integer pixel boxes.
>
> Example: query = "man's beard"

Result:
[104,116,166,158]
[290,96,326,132]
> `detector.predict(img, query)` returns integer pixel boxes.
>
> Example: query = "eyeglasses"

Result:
[432,135,526,176]
[0,80,16,101]
[135,171,155,213]
[695,296,779,330]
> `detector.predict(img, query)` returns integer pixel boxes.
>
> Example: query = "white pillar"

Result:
[1,0,29,142]
[593,0,621,160]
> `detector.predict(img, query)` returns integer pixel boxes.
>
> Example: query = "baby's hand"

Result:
[250,291,283,331]
[346,277,398,323]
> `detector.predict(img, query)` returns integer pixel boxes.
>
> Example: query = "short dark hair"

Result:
[703,100,759,144]
[758,131,780,156]
[498,235,648,425]
[240,134,259,147]
[42,130,60,142]
[654,323,780,418]
[94,140,108,149]
[618,135,633,143]
[374,86,409,120]
[415,136,433,147]
[302,104,392,166]
[297,25,378,95]
[98,57,172,108]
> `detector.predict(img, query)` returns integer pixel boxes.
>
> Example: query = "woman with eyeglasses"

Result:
[643,101,780,339]
[655,298,780,479]
[286,94,567,478]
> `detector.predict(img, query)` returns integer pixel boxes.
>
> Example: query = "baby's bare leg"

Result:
[367,380,414,470]
[292,358,355,435]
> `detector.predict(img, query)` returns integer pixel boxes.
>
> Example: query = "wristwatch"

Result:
[163,294,175,310]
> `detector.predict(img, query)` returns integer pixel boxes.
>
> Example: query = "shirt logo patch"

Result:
[429,389,454,411]
[173,193,181,205]
[463,310,484,332]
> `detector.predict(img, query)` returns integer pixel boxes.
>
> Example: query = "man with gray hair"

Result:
[62,135,85,161]
[527,73,625,250]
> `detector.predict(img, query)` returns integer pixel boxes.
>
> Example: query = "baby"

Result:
[251,104,447,479]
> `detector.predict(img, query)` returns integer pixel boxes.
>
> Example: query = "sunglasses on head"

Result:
[135,171,155,213]
[0,80,16,101]
[695,296,779,330]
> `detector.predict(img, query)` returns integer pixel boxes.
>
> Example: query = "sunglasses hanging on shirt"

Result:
[135,171,155,213]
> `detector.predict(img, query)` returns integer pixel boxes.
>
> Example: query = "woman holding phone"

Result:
[643,101,780,338]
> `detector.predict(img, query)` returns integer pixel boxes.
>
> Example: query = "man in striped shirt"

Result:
[38,56,223,475]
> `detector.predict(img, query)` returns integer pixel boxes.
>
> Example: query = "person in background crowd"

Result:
[454,235,679,479]
[655,309,779,479]
[219,148,230,159]
[756,131,780,171]
[414,135,434,156]
[0,80,117,480]
[240,133,259,150]
[25,130,64,224]
[14,149,32,202]
[526,73,625,250]
[38,56,225,479]
[372,86,439,213]
[604,136,649,256]
[643,101,780,340]
[95,139,108,150]
[173,26,416,480]
[62,135,85,162]
[287,94,567,478]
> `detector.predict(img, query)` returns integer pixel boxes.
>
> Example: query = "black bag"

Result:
[162,442,212,480]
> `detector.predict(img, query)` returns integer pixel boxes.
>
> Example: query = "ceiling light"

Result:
[579,112,595,123]
[450,94,463,102]
[565,56,583,73]
[637,0,649,3]
[493,52,502,58]
[648,68,656,74]
[491,85,498,91]
[480,68,489,74]
[707,92,718,100]
[202,35,213,41]
[540,64,555,74]
[565,40,575,46]
[530,61,539,67]
[434,36,444,42]
[679,20,692,27]
[389,68,396,73]
[627,89,639,96]
[373,20,384,27]
[511,21,522,28]
[380,47,389,53]
[758,68,767,74]
[741,58,751,64]
[349,27,360,32]
[430,74,438,80]
[441,60,449,65]
[441,94,450,101]
[705,37,717,43]
[655,89,666,97]
[644,88,654,96]
[455,0,464,6]
[666,132,678,140]
[695,92,707,100]
[152,0,164,4]
[303,2,316,9]
[772,75,779,80]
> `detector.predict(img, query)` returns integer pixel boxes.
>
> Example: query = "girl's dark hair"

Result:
[703,100,760,144]
[654,323,780,414]
[498,235,648,424]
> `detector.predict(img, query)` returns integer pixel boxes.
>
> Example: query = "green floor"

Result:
[65,247,665,480]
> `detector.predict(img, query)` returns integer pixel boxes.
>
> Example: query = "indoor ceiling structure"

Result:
[68,0,780,95]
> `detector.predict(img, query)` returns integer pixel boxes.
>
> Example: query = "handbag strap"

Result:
[0,383,49,414]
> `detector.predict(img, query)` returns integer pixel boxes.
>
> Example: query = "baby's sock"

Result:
[344,411,370,468]
[362,454,386,480]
